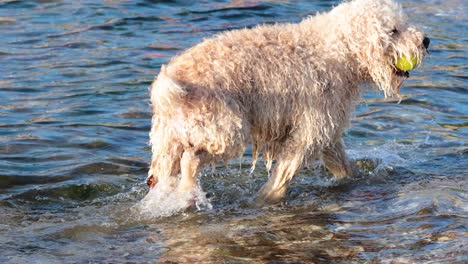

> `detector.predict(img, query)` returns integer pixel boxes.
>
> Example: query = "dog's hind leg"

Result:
[322,139,352,178]
[177,149,209,193]
[147,142,184,189]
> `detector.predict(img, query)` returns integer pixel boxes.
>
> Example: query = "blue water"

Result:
[0,0,466,262]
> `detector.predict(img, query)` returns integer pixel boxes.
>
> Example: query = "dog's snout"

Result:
[423,37,430,49]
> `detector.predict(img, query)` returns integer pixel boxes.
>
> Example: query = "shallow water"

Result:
[0,0,466,263]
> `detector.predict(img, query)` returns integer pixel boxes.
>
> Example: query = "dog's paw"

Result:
[254,189,285,207]
[146,174,156,188]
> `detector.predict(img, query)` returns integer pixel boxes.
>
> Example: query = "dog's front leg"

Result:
[322,139,352,178]
[255,145,306,205]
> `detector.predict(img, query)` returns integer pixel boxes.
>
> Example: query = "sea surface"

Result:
[0,0,466,263]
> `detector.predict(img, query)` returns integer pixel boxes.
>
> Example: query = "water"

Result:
[0,0,466,262]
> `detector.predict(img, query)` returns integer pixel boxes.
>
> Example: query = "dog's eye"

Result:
[390,28,399,36]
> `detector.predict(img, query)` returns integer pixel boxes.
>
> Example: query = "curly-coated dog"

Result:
[146,0,429,206]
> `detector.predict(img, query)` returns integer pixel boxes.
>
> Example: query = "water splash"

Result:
[347,140,425,174]
[137,177,212,218]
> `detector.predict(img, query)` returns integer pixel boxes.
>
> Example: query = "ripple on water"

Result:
[331,178,467,262]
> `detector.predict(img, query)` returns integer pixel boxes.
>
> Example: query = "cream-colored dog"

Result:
[147,0,429,205]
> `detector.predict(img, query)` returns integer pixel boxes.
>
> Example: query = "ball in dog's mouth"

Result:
[396,55,418,72]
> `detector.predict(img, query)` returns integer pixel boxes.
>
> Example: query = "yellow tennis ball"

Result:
[395,56,418,72]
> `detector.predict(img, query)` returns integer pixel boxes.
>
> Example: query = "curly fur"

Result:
[147,0,428,205]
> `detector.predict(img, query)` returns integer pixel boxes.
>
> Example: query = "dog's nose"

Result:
[423,37,430,49]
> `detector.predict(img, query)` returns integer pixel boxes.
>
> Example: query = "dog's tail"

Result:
[150,65,187,109]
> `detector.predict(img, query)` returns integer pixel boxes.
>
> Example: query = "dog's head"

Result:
[334,0,429,98]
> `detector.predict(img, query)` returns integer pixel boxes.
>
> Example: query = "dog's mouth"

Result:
[395,68,410,78]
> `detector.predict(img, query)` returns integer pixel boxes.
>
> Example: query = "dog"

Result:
[146,0,429,206]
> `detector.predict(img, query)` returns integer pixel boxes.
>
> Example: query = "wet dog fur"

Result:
[147,0,429,205]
